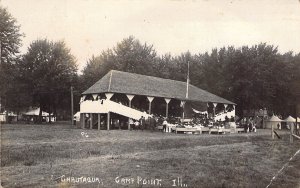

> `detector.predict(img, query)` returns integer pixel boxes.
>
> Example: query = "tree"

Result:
[0,6,23,112]
[81,36,158,89]
[18,39,77,122]
[0,6,23,64]
[113,36,157,75]
[81,50,115,91]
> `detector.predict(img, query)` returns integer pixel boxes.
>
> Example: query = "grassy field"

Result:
[1,122,300,188]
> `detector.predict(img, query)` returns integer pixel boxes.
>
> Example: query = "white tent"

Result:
[284,116,296,122]
[0,111,17,122]
[74,112,80,121]
[266,115,282,129]
[284,116,300,129]
[284,116,295,129]
[24,108,50,116]
[23,108,56,122]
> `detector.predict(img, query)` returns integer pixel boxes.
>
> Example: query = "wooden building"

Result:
[80,70,235,130]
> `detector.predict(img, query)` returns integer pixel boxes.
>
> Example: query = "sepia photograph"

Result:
[0,0,300,187]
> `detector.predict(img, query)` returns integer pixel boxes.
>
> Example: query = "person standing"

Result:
[150,116,156,132]
[134,120,140,130]
[163,118,168,132]
[129,118,134,130]
[140,116,145,131]
[244,119,249,133]
[249,119,253,132]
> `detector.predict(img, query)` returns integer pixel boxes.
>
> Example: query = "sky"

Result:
[1,0,300,72]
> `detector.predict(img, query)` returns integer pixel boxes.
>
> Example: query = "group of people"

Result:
[129,116,157,131]
[243,119,257,133]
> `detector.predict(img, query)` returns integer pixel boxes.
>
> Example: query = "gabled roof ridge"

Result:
[111,69,195,87]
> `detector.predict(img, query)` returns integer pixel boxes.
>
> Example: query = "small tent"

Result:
[284,116,298,129]
[266,115,282,129]
[74,112,80,121]
[23,108,56,122]
[284,116,296,122]
[0,111,17,122]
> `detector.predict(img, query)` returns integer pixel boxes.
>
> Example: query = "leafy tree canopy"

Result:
[81,38,300,117]
[0,5,23,112]
[17,39,77,119]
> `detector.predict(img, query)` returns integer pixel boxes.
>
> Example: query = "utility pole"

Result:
[71,86,74,126]
[0,41,2,64]
[182,61,190,121]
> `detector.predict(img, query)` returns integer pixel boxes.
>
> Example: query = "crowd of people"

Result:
[129,116,157,131]
[118,113,260,133]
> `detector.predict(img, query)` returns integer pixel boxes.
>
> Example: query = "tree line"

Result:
[1,6,299,121]
[81,36,300,117]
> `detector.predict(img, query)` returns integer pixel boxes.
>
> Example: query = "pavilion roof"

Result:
[82,70,235,105]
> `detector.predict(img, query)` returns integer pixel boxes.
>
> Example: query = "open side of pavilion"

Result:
[80,70,236,130]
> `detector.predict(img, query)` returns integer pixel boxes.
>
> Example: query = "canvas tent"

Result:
[266,115,282,129]
[0,111,17,122]
[74,112,80,121]
[284,116,296,122]
[284,116,299,129]
[23,108,56,122]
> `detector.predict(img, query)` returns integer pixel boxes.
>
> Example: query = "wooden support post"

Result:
[128,100,132,130]
[149,102,152,115]
[107,112,110,130]
[166,103,169,118]
[290,123,294,143]
[82,113,85,129]
[224,104,228,113]
[90,113,93,129]
[213,103,217,118]
[80,113,83,129]
[165,98,171,118]
[271,124,274,139]
[181,101,185,120]
[126,94,135,130]
[98,113,101,130]
[147,96,154,115]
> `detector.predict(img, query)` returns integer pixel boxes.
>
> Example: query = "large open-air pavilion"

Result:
[79,70,235,130]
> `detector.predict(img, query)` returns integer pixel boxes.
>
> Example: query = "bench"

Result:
[175,127,200,134]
